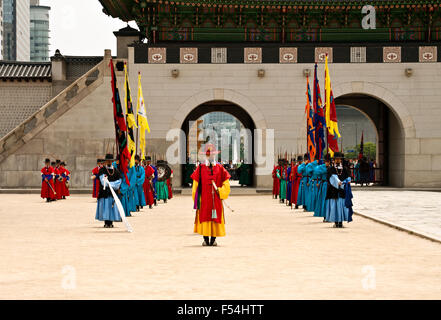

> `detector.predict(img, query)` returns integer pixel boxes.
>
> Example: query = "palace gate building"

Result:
[1,0,441,189]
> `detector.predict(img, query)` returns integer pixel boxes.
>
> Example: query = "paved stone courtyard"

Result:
[353,190,441,242]
[0,193,441,300]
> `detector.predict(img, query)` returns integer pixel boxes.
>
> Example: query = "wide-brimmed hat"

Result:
[198,143,220,156]
[104,154,116,161]
[334,152,345,159]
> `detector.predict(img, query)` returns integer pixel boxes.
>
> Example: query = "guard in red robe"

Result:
[54,160,63,200]
[291,155,303,209]
[41,158,55,202]
[143,156,155,209]
[60,162,70,198]
[191,145,231,247]
[167,168,173,199]
[272,159,282,199]
[91,159,102,199]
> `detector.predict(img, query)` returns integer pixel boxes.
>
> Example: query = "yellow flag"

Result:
[324,55,341,138]
[124,63,137,167]
[137,72,151,160]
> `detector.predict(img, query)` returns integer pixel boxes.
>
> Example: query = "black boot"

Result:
[164,199,167,203]
[154,200,157,206]
[46,198,50,202]
[203,236,210,246]
[295,205,299,209]
[210,237,217,246]
[149,205,153,209]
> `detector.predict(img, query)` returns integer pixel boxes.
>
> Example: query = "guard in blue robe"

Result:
[313,155,331,219]
[134,155,146,210]
[325,152,352,228]
[304,160,317,212]
[296,154,309,210]
[95,154,123,228]
[117,163,132,217]
[127,165,138,213]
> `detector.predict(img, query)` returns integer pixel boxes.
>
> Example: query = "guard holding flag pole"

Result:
[95,154,123,228]
[191,144,231,247]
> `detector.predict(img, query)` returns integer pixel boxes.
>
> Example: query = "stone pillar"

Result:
[50,49,66,81]
[113,26,141,59]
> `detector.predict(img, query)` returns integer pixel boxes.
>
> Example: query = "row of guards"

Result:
[93,60,175,228]
[273,56,354,228]
[40,158,71,202]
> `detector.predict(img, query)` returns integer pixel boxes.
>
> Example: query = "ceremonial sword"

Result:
[45,179,57,196]
[103,176,134,233]
[212,181,235,213]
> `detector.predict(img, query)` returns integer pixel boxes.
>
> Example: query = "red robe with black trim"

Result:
[54,166,63,199]
[272,165,280,196]
[292,164,302,205]
[61,167,70,197]
[41,166,55,199]
[143,165,155,206]
[190,164,231,224]
[92,166,100,198]
[167,169,173,199]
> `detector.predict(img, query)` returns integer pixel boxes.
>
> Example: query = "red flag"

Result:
[313,64,326,160]
[305,76,316,161]
[327,91,340,155]
[110,59,131,184]
[358,131,364,160]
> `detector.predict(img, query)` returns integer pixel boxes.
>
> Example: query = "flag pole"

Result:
[135,71,140,157]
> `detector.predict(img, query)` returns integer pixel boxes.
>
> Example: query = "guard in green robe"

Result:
[238,163,252,186]
[184,162,196,187]
[155,160,169,202]
[277,160,288,203]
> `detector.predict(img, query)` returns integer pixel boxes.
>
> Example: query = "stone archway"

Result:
[170,88,268,132]
[334,91,406,187]
[333,81,416,139]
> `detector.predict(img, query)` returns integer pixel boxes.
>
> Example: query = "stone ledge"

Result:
[355,211,441,244]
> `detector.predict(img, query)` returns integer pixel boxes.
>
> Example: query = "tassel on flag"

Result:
[109,59,131,184]
[137,72,151,160]
[124,62,138,168]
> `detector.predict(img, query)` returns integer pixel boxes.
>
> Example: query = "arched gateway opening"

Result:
[334,94,405,187]
[181,100,256,188]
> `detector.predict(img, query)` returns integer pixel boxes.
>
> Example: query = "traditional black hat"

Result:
[56,159,61,164]
[135,155,141,161]
[97,158,102,163]
[304,153,309,160]
[334,152,345,159]
[297,155,303,161]
[146,156,152,161]
[104,154,116,161]
[45,158,50,163]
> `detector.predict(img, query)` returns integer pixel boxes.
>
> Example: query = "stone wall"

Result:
[0,82,52,138]
[1,48,441,188]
